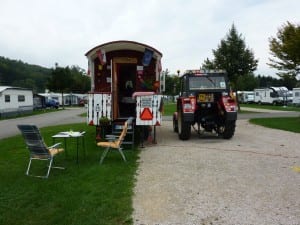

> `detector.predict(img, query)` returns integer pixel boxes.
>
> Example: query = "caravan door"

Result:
[112,57,137,120]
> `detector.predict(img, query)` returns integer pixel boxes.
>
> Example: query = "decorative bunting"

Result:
[137,65,143,75]
[96,49,107,65]
[142,48,153,66]
[157,58,162,72]
[87,61,91,76]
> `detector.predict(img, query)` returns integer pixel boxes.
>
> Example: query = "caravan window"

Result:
[295,92,300,97]
[5,95,10,102]
[18,95,25,102]
[270,92,278,98]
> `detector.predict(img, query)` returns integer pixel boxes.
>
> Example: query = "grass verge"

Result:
[0,123,139,225]
[0,108,63,120]
[162,102,260,115]
[163,102,176,116]
[249,117,300,133]
[240,103,300,111]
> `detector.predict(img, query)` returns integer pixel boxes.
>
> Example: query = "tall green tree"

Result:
[47,65,73,108]
[236,73,259,91]
[268,21,300,80]
[202,24,258,89]
[69,65,91,93]
[164,70,180,97]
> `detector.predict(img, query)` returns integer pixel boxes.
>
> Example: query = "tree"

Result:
[268,21,300,80]
[236,73,259,91]
[0,56,51,92]
[47,65,73,108]
[69,65,91,93]
[202,24,258,89]
[256,75,285,88]
[164,71,180,98]
[12,78,38,93]
[47,64,91,107]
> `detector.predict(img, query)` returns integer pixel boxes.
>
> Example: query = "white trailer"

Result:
[254,87,288,105]
[237,91,254,103]
[0,86,33,118]
[292,88,300,106]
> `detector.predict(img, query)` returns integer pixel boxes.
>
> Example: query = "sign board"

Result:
[140,96,152,108]
[136,94,162,126]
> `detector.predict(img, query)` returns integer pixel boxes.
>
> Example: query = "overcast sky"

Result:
[0,0,299,77]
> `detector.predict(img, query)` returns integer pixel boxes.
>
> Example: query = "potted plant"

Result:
[99,116,111,126]
[97,116,112,140]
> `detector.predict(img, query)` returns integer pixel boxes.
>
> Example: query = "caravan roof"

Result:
[0,86,32,93]
[85,40,163,60]
[270,86,288,92]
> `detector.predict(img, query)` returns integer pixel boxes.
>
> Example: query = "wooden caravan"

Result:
[85,40,163,128]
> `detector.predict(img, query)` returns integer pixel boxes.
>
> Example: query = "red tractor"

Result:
[173,70,237,140]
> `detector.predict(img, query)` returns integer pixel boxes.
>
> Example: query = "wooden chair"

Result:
[17,125,64,178]
[97,120,129,164]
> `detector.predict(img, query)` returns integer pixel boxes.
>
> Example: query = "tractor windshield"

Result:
[189,76,227,90]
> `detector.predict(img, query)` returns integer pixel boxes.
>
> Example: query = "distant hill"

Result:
[0,56,51,93]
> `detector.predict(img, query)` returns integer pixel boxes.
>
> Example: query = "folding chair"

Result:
[97,120,129,164]
[17,124,64,178]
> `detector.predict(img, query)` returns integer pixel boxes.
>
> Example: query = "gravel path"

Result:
[133,120,300,225]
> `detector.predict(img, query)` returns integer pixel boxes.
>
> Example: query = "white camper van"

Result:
[286,90,293,103]
[292,88,300,106]
[237,91,254,103]
[254,87,288,105]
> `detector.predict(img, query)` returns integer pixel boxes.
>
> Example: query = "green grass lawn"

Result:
[250,117,300,133]
[0,108,63,120]
[0,123,139,225]
[240,103,300,111]
[163,102,176,116]
[162,102,259,115]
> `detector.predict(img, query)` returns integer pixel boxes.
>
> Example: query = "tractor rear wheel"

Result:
[218,120,236,139]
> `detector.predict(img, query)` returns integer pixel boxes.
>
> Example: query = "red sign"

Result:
[140,108,153,120]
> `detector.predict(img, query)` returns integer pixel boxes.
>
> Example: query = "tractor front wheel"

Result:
[173,116,178,132]
[178,108,191,140]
